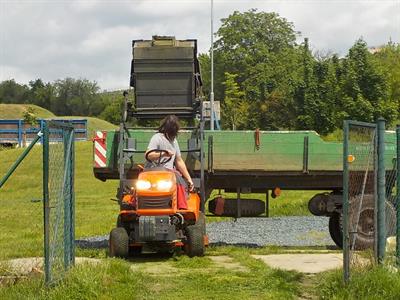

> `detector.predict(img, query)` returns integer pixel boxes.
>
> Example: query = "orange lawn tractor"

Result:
[109,149,208,258]
[107,36,208,258]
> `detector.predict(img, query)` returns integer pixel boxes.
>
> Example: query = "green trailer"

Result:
[94,128,396,185]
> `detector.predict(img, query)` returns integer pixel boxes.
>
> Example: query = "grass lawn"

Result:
[0,142,119,260]
[316,264,400,299]
[2,140,400,299]
[0,141,319,260]
[0,247,303,300]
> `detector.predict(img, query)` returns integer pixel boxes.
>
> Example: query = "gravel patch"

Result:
[207,216,335,247]
[76,216,335,248]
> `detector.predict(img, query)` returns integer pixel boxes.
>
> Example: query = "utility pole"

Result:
[210,0,215,130]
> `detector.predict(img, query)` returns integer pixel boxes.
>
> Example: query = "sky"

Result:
[0,0,399,90]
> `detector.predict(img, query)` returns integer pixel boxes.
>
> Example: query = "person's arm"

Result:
[145,134,173,161]
[175,156,194,191]
[145,149,173,161]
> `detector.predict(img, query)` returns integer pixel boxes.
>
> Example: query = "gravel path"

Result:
[207,216,335,247]
[76,216,335,248]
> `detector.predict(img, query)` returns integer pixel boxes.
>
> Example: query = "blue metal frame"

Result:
[0,119,87,146]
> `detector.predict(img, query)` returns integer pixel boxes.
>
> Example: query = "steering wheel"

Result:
[145,149,173,166]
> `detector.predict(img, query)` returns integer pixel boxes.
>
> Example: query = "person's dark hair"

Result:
[158,115,180,141]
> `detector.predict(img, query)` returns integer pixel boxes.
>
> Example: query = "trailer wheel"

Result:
[386,202,396,237]
[347,195,396,250]
[348,194,374,250]
[184,225,205,257]
[109,227,129,258]
[329,213,343,249]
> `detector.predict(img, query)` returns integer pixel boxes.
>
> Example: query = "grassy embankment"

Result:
[0,104,117,137]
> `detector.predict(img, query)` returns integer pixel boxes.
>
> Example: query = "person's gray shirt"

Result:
[147,133,181,170]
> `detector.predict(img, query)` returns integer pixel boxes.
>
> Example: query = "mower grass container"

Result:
[130,36,201,119]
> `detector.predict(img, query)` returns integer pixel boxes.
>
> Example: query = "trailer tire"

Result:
[348,194,374,250]
[109,227,129,258]
[184,225,205,257]
[386,202,396,237]
[329,213,343,249]
[348,195,396,250]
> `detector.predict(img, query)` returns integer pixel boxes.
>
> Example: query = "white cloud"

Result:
[0,0,399,89]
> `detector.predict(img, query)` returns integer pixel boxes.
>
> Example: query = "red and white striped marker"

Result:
[93,131,107,168]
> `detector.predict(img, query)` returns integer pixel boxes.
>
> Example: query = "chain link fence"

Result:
[343,120,399,282]
[396,125,400,265]
[43,121,75,285]
[343,121,377,282]
[384,128,398,263]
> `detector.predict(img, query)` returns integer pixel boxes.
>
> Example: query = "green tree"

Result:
[295,39,338,134]
[53,78,101,116]
[99,92,124,125]
[198,53,210,100]
[374,42,400,125]
[22,107,38,126]
[212,9,302,130]
[222,72,248,130]
[25,79,56,111]
[0,79,29,104]
[339,39,393,124]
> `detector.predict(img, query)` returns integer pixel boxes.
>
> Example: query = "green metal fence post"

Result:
[343,120,350,283]
[396,125,400,266]
[0,132,42,189]
[42,124,50,284]
[71,129,75,266]
[377,118,386,263]
[63,129,69,270]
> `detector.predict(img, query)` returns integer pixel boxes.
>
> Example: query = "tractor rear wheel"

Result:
[329,213,343,249]
[109,227,129,258]
[197,212,206,235]
[184,225,205,257]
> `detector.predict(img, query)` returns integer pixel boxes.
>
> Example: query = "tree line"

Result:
[0,77,124,124]
[1,9,399,134]
[200,9,400,133]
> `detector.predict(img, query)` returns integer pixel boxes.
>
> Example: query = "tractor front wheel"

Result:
[109,227,129,258]
[184,225,205,257]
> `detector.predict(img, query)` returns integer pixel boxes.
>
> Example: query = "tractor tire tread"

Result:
[109,227,129,258]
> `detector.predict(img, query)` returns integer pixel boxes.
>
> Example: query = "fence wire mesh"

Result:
[397,126,400,265]
[384,130,398,263]
[343,121,377,282]
[43,121,75,285]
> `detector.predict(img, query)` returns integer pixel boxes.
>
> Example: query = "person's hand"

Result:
[164,150,174,157]
[187,178,194,192]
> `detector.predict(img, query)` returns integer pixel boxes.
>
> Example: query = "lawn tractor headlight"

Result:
[156,180,173,191]
[136,180,151,191]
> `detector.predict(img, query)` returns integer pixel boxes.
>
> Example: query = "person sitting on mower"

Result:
[145,115,194,209]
